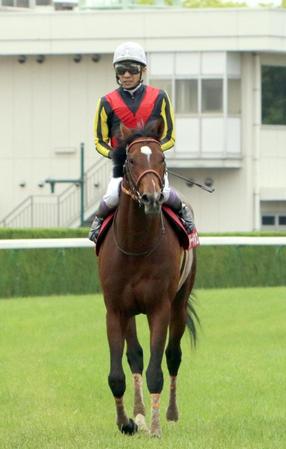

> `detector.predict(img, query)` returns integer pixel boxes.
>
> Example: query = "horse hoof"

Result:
[150,428,161,438]
[120,418,138,435]
[135,413,149,432]
[166,406,179,422]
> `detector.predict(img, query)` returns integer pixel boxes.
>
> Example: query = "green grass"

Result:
[1,287,286,449]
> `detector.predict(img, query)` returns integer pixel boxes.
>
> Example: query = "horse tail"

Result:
[186,293,200,347]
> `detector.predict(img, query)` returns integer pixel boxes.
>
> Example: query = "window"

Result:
[202,79,223,114]
[175,79,198,114]
[2,0,30,5]
[149,79,172,100]
[262,215,275,226]
[279,215,286,226]
[228,79,241,115]
[262,65,286,125]
[261,214,286,228]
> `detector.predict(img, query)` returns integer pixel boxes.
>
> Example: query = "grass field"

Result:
[1,287,286,449]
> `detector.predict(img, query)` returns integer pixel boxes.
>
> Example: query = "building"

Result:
[0,5,286,231]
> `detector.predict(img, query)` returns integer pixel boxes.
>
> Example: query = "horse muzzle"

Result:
[140,192,164,215]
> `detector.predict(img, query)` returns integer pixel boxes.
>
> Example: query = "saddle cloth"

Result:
[95,206,200,256]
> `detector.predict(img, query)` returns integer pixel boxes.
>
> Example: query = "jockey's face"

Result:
[115,63,146,90]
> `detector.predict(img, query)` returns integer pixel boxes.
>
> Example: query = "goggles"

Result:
[115,63,142,76]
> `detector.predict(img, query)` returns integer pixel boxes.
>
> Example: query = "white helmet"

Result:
[113,42,147,66]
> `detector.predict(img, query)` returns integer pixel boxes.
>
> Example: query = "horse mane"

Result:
[111,121,162,176]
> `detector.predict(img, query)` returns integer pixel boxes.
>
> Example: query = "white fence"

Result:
[1,237,286,250]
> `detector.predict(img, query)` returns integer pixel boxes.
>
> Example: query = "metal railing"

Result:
[1,236,286,250]
[0,158,110,228]
[79,0,181,8]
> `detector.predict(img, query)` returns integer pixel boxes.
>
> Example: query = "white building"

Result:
[0,5,286,232]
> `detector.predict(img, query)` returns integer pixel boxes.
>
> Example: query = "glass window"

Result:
[262,65,286,125]
[149,79,172,100]
[279,215,286,226]
[16,0,29,6]
[175,79,198,114]
[228,79,241,115]
[202,79,223,114]
[262,215,275,226]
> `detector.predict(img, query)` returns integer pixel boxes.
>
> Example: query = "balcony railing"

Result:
[0,157,110,228]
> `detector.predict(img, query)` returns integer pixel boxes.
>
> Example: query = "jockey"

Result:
[89,41,194,243]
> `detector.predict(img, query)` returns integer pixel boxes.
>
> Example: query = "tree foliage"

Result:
[134,0,248,7]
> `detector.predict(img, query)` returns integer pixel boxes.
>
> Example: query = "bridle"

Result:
[122,138,166,204]
[113,137,166,257]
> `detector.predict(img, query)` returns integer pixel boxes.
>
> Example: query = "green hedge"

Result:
[196,245,286,289]
[0,244,285,298]
[0,228,88,239]
[1,228,286,239]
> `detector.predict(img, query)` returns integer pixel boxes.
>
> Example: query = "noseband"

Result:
[123,138,165,203]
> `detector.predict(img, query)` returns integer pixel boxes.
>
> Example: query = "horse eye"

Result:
[129,157,134,165]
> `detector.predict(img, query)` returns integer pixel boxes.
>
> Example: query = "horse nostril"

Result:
[141,192,164,206]
[141,193,150,204]
[158,193,164,204]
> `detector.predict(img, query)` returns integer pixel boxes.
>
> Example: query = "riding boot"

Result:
[177,203,194,234]
[165,190,194,234]
[88,201,114,243]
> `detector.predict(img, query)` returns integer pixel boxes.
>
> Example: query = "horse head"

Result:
[118,120,166,215]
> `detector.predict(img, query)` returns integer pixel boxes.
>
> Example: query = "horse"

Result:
[97,120,198,438]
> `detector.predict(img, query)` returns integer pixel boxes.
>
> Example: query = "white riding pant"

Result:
[103,173,171,209]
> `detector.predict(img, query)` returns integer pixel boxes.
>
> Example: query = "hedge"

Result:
[0,244,285,298]
[1,228,286,239]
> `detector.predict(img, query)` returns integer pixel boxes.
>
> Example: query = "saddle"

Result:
[95,206,199,256]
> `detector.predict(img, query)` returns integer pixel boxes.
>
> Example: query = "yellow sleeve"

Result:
[160,91,175,152]
[93,98,112,158]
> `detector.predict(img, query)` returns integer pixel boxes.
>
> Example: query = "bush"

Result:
[0,243,285,298]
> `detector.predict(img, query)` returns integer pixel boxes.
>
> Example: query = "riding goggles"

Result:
[115,63,142,76]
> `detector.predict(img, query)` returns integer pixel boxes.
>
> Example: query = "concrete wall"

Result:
[0,54,114,217]
[1,9,286,55]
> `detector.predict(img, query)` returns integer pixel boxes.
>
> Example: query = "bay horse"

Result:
[97,120,198,438]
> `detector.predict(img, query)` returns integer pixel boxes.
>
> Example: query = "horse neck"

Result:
[115,193,162,249]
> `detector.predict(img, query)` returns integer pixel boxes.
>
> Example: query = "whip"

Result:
[168,170,215,193]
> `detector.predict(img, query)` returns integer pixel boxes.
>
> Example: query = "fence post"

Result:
[80,143,85,227]
[31,196,33,228]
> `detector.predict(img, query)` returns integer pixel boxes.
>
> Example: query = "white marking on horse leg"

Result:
[135,413,149,432]
[150,393,161,438]
[133,373,145,414]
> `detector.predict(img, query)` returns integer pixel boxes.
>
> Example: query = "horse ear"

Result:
[120,123,133,140]
[147,118,165,140]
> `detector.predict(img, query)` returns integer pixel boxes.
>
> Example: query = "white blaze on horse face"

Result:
[140,145,152,164]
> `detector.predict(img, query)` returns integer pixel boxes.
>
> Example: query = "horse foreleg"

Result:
[106,311,138,435]
[165,302,186,422]
[125,318,148,432]
[147,306,170,438]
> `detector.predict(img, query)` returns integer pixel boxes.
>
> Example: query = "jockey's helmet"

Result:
[113,42,147,66]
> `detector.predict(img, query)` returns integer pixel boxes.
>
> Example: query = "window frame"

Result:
[261,64,286,127]
[261,213,286,230]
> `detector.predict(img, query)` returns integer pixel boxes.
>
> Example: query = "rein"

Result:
[112,207,166,257]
